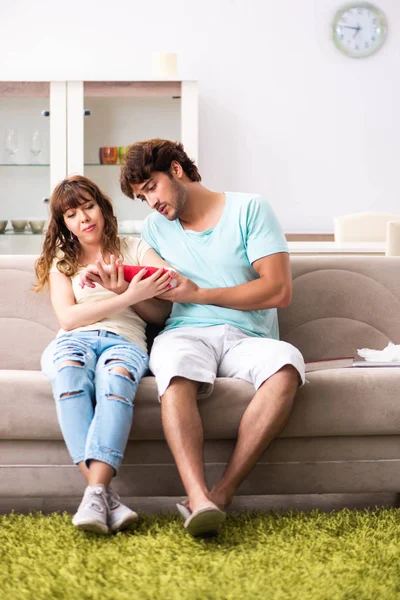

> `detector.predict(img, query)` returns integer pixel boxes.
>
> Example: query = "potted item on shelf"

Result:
[0,220,7,233]
[99,147,118,164]
[11,220,28,233]
[118,146,127,164]
[29,220,46,234]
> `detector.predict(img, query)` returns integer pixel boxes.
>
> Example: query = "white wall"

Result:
[1,0,399,232]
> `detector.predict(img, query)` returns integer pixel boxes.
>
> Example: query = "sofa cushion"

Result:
[1,368,400,440]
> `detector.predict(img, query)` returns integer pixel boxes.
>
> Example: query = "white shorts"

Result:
[149,324,305,399]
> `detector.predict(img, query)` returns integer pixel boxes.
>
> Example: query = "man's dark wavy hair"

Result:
[120,138,201,199]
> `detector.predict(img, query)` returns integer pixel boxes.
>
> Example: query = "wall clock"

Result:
[332,3,387,58]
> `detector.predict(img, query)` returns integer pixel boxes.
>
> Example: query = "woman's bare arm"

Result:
[133,248,173,324]
[49,268,171,331]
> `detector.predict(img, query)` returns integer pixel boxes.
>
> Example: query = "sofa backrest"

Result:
[279,256,400,361]
[1,254,400,370]
[0,255,58,370]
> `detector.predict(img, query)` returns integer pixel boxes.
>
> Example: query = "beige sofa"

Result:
[1,254,400,513]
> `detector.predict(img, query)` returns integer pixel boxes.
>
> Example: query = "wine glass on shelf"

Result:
[30,130,42,164]
[4,128,18,164]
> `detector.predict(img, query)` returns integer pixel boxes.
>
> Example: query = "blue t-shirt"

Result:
[142,192,288,339]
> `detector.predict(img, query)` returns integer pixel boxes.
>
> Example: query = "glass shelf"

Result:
[0,163,50,167]
[0,163,124,167]
[0,163,123,167]
[0,230,140,236]
[0,230,44,235]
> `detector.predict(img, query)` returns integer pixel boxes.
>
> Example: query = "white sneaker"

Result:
[72,484,109,535]
[107,488,138,533]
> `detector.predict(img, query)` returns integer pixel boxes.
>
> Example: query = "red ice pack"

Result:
[122,265,177,289]
[122,265,171,282]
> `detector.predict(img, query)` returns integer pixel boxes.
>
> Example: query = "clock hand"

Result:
[340,25,360,30]
[353,26,361,38]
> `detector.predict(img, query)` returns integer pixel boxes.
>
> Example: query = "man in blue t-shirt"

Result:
[120,139,305,537]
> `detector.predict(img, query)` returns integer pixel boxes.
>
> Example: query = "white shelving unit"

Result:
[0,78,198,254]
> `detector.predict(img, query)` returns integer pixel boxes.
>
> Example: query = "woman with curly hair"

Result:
[36,175,173,534]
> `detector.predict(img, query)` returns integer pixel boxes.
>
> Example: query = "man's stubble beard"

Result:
[168,180,188,221]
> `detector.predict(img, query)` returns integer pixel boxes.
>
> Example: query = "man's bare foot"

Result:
[178,486,234,514]
[180,492,215,515]
[209,485,234,511]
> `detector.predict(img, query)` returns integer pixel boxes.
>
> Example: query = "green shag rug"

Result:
[1,508,400,600]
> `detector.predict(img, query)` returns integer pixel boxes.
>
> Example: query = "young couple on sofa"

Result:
[35,139,305,538]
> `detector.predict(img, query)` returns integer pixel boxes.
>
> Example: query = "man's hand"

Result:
[156,273,200,303]
[123,268,173,304]
[79,255,129,295]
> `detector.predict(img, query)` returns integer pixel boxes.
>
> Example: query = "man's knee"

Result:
[263,364,301,391]
[161,377,200,401]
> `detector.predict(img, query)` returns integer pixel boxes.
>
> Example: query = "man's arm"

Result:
[159,252,292,310]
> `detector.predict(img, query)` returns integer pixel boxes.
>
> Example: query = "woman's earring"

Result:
[70,231,74,240]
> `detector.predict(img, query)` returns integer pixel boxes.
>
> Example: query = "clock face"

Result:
[332,3,387,58]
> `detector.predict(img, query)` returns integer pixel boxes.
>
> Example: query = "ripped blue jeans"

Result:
[41,330,148,473]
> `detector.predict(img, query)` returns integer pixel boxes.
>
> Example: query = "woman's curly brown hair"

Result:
[34,175,120,292]
[120,138,201,199]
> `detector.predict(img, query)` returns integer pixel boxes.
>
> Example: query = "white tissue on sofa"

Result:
[357,342,400,362]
